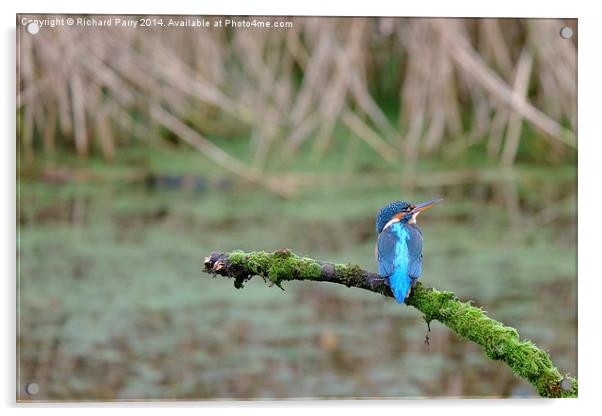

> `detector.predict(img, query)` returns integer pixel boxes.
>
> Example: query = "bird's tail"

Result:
[389,270,412,304]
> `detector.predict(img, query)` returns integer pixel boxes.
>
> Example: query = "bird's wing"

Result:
[376,225,398,277]
[406,226,423,279]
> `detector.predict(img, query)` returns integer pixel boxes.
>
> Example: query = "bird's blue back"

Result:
[377,222,423,303]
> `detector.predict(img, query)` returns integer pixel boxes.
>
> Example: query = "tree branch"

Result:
[202,249,577,398]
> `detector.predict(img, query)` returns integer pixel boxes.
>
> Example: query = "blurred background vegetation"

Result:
[17,16,576,400]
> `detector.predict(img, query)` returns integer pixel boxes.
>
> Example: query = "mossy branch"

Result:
[202,249,577,398]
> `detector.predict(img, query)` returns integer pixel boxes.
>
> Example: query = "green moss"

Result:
[228,250,248,266]
[220,250,577,398]
[228,250,322,287]
[333,263,366,288]
[407,281,577,398]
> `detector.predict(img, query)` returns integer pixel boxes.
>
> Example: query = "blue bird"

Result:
[375,198,443,303]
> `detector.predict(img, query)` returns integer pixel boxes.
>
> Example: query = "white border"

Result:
[3,1,601,414]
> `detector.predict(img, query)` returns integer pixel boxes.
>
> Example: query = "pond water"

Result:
[17,169,577,400]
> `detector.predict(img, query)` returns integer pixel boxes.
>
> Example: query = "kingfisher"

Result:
[375,198,443,303]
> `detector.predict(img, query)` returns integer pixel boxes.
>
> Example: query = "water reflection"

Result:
[17,174,576,400]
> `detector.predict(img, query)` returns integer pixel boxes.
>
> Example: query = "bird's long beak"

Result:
[410,198,443,215]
